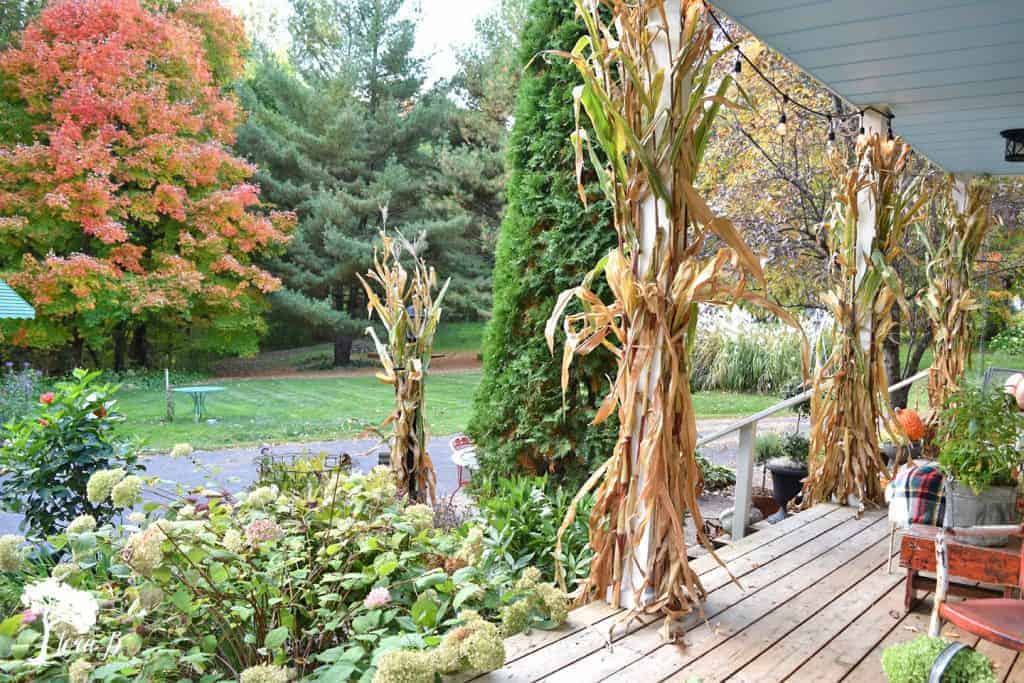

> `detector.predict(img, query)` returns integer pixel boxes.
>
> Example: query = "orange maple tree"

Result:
[0,0,294,365]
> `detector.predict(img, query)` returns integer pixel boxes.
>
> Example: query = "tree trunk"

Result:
[70,335,84,369]
[333,334,353,366]
[113,324,128,372]
[883,309,904,408]
[130,324,149,368]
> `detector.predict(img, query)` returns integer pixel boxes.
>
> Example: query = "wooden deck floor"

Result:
[465,503,1023,683]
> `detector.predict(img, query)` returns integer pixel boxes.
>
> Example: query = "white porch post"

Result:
[854,108,888,351]
[614,0,683,609]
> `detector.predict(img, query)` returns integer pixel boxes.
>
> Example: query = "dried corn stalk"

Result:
[804,134,930,507]
[358,229,449,504]
[919,175,993,420]
[547,0,805,625]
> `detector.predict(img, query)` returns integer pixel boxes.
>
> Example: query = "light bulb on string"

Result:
[776,95,789,136]
[733,47,742,74]
[826,115,835,147]
[856,110,867,145]
[884,118,896,152]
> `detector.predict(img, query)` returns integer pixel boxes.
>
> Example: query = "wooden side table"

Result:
[900,524,1022,611]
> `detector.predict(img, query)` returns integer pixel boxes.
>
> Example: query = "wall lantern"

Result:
[1000,129,1024,162]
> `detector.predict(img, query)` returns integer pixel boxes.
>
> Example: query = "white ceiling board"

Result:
[714,0,1024,173]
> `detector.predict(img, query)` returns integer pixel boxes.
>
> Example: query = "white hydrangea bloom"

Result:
[21,578,99,661]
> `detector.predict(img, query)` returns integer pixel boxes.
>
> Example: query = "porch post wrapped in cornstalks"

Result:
[803,133,930,508]
[547,0,804,625]
[359,230,449,504]
[920,175,993,421]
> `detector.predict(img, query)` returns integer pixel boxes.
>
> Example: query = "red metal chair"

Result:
[929,524,1024,652]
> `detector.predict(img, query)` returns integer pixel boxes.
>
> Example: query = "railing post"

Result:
[732,421,757,540]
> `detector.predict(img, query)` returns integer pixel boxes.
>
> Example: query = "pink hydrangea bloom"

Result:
[244,519,283,545]
[364,587,391,609]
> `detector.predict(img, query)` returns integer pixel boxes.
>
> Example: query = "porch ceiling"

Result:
[712,0,1024,176]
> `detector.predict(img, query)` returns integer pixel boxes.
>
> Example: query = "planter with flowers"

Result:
[935,386,1023,546]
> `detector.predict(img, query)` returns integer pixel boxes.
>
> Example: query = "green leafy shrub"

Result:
[755,434,783,465]
[0,467,569,681]
[697,454,736,491]
[776,432,810,467]
[989,322,1024,355]
[881,635,996,683]
[467,0,618,486]
[0,363,44,428]
[0,369,141,536]
[936,387,1022,493]
[475,476,594,592]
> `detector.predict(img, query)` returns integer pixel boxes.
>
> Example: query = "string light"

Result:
[708,7,865,142]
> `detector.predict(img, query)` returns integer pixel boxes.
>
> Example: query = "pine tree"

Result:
[467,0,618,483]
[237,0,491,364]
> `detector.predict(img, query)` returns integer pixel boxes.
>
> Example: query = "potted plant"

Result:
[767,432,810,516]
[935,387,1022,546]
[881,635,996,683]
[753,434,782,517]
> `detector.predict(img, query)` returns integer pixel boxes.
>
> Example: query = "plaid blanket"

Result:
[886,462,946,528]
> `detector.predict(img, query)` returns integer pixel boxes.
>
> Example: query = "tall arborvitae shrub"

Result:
[468,0,618,484]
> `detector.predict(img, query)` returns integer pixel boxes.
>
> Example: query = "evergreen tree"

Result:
[0,0,43,48]
[468,0,618,483]
[237,0,490,364]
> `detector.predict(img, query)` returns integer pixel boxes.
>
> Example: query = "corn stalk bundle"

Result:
[546,0,804,626]
[803,134,929,508]
[919,175,993,421]
[358,230,450,504]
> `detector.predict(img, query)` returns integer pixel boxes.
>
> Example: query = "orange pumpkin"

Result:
[895,408,925,441]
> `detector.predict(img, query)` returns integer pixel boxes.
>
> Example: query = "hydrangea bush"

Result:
[0,464,570,681]
[0,369,141,536]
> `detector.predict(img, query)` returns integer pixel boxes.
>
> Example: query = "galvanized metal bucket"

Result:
[943,481,1018,547]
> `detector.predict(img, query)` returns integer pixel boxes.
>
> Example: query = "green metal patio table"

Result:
[173,386,225,422]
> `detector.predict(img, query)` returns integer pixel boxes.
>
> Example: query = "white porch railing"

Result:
[697,368,931,540]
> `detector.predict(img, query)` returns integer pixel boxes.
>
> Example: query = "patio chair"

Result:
[928,524,1024,652]
[450,434,477,492]
[981,366,1024,394]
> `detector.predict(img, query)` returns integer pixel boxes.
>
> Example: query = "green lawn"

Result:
[119,371,778,451]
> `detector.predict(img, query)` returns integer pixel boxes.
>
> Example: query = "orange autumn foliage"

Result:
[0,0,294,354]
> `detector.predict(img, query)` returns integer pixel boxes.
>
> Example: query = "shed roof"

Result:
[0,280,35,319]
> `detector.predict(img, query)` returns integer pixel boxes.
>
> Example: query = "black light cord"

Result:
[707,7,893,132]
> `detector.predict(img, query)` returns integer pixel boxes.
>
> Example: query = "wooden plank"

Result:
[975,639,1020,683]
[570,513,888,682]
[689,503,842,574]
[840,608,979,683]
[736,578,902,682]
[785,584,912,683]
[697,508,864,595]
[461,506,847,682]
[702,538,901,682]
[1005,653,1024,683]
